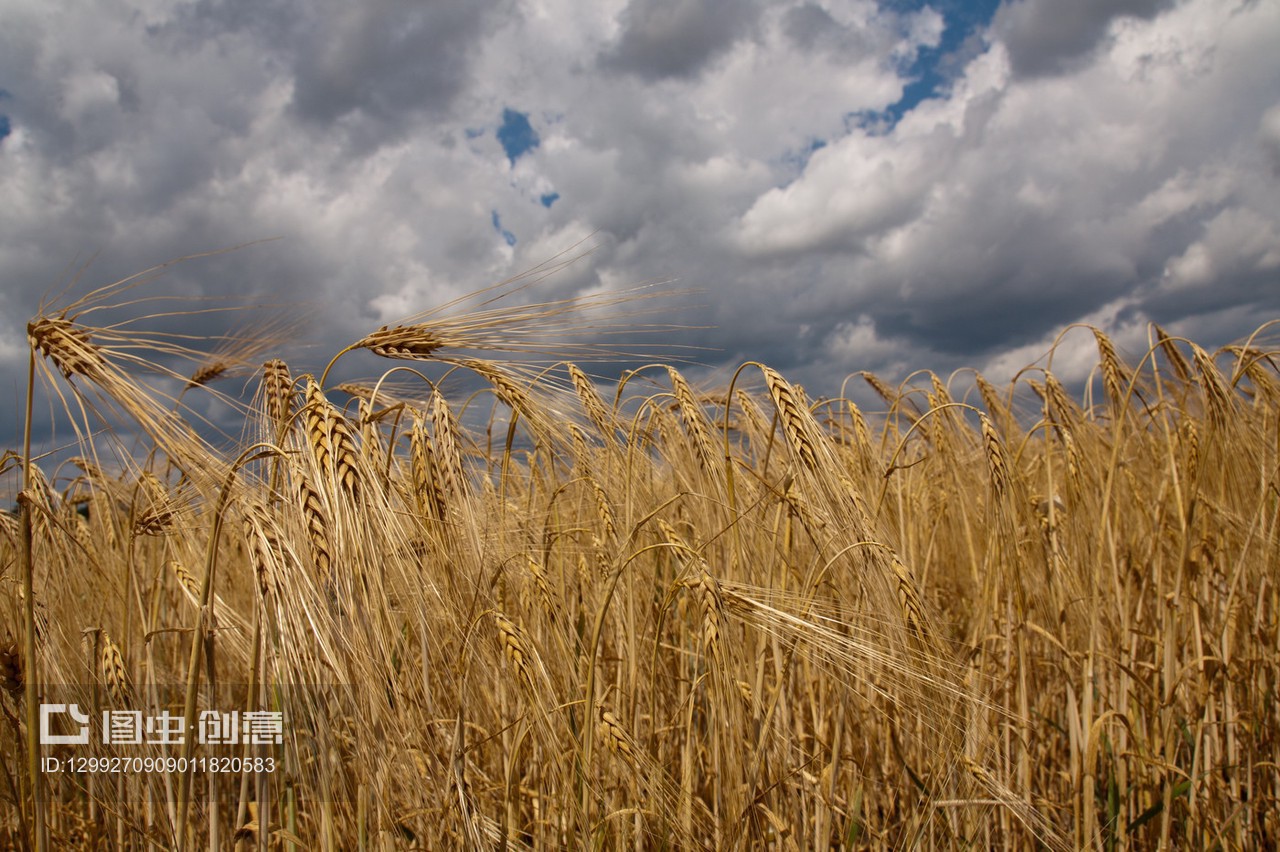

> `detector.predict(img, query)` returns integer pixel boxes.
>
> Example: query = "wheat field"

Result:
[2,258,1278,850]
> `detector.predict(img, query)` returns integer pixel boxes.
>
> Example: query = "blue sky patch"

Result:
[0,115,10,142]
[491,210,517,246]
[880,0,1001,126]
[540,192,560,209]
[497,108,539,165]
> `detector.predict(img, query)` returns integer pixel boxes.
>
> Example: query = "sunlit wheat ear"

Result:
[1092,328,1131,411]
[186,315,299,389]
[980,413,1008,498]
[862,370,898,407]
[1191,344,1233,428]
[667,366,718,473]
[1155,324,1193,383]
[1224,344,1280,403]
[974,372,1007,425]
[133,471,177,536]
[429,392,467,503]
[889,557,929,639]
[658,520,724,665]
[353,325,446,359]
[409,418,447,521]
[845,398,872,454]
[169,561,201,608]
[304,379,362,501]
[101,632,129,708]
[587,476,617,545]
[1179,419,1200,488]
[460,358,545,429]
[525,557,555,616]
[492,611,535,692]
[1043,373,1079,435]
[295,474,333,583]
[762,365,819,473]
[260,359,293,429]
[243,508,280,598]
[27,315,109,383]
[595,705,640,770]
[568,363,615,440]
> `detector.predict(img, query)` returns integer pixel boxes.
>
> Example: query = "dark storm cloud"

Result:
[2,0,1278,457]
[993,0,1177,77]
[290,0,507,126]
[600,0,762,80]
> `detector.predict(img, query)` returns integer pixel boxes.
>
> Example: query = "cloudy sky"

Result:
[3,0,1279,448]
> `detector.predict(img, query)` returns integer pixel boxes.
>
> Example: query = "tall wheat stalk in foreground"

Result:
[3,256,1279,850]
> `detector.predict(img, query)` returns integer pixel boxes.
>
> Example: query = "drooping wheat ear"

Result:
[355,399,387,473]
[242,507,281,598]
[846,399,872,456]
[353,325,445,359]
[980,413,1008,498]
[862,370,899,406]
[568,423,590,464]
[133,472,176,536]
[27,315,109,382]
[925,391,949,455]
[889,557,929,639]
[261,359,293,431]
[169,560,201,607]
[667,367,718,473]
[587,476,617,545]
[1063,428,1082,487]
[296,474,333,582]
[493,611,535,692]
[930,372,955,422]
[430,391,468,503]
[462,358,541,426]
[1155,325,1193,384]
[1190,344,1233,429]
[1179,420,1200,488]
[187,361,229,387]
[1092,329,1131,412]
[410,418,447,521]
[762,365,819,473]
[596,705,639,768]
[526,557,555,616]
[1224,344,1280,404]
[568,363,615,440]
[659,520,725,664]
[974,372,1007,425]
[101,632,129,708]
[304,380,363,501]
[1043,373,1078,437]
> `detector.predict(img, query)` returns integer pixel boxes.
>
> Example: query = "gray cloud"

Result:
[600,0,762,80]
[1,0,1278,457]
[993,0,1177,77]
